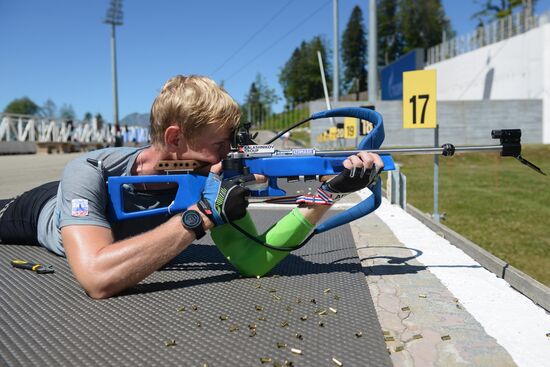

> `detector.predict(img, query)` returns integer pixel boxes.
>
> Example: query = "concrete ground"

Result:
[0,152,79,198]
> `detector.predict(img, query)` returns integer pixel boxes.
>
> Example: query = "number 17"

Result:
[409,94,430,124]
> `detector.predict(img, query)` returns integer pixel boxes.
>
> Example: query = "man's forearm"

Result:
[92,215,192,296]
[297,204,331,226]
[68,206,212,299]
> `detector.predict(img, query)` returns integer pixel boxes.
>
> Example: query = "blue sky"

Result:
[1,0,549,121]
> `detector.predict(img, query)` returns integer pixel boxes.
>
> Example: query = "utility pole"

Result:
[104,0,123,142]
[368,0,377,102]
[333,0,339,103]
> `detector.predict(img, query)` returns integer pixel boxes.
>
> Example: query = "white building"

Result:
[426,12,550,143]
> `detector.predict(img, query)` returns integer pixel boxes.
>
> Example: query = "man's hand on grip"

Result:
[296,152,384,205]
[197,172,255,226]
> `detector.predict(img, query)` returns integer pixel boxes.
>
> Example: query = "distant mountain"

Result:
[121,112,150,127]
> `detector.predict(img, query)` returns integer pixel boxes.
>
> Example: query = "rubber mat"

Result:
[0,210,391,367]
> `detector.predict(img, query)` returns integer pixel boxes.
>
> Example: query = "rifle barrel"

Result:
[315,145,503,156]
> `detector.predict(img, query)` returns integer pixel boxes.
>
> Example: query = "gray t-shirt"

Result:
[37,147,177,256]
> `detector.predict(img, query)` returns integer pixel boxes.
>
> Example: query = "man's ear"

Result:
[164,125,185,153]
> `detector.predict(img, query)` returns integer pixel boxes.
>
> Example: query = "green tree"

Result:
[39,98,57,118]
[243,73,280,124]
[472,0,535,23]
[243,82,260,123]
[243,82,261,123]
[399,0,453,53]
[378,0,403,65]
[279,47,302,107]
[4,97,40,115]
[83,112,93,122]
[279,36,331,107]
[341,5,368,99]
[59,104,76,120]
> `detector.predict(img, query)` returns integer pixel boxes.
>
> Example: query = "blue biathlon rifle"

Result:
[107,107,545,251]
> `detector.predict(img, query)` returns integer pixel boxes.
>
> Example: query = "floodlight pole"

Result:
[104,0,123,132]
[368,0,377,102]
[110,24,119,129]
[333,0,339,103]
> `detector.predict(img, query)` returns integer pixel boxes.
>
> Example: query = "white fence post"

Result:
[0,116,9,141]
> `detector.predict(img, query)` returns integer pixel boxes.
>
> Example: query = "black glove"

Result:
[197,172,255,225]
[296,164,381,205]
[323,165,380,193]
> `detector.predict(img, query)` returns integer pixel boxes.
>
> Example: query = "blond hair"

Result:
[149,75,241,146]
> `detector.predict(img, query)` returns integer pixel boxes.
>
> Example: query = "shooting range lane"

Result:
[0,209,392,367]
[361,192,550,367]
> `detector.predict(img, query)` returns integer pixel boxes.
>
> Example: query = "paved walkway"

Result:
[353,211,516,366]
[347,192,550,367]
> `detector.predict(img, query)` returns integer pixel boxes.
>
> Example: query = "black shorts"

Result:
[0,181,60,245]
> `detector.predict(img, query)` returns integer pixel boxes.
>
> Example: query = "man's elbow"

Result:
[79,274,122,299]
[86,286,115,300]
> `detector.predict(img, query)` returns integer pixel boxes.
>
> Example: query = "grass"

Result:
[251,108,312,146]
[288,129,311,146]
[258,108,310,132]
[390,145,550,286]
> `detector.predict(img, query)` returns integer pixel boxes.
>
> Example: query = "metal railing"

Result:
[427,8,550,65]
[0,113,149,145]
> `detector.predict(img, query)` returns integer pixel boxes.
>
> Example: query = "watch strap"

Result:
[181,210,206,239]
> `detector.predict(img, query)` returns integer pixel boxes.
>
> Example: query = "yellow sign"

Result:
[343,118,357,139]
[359,120,373,135]
[403,70,436,129]
[329,127,337,141]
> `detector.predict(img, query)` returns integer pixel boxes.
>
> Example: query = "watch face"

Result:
[183,210,202,228]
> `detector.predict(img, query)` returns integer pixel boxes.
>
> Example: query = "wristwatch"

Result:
[181,209,206,239]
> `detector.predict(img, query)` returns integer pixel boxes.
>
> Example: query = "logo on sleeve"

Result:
[71,199,89,217]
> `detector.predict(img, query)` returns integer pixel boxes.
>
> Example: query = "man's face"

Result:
[179,123,234,167]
